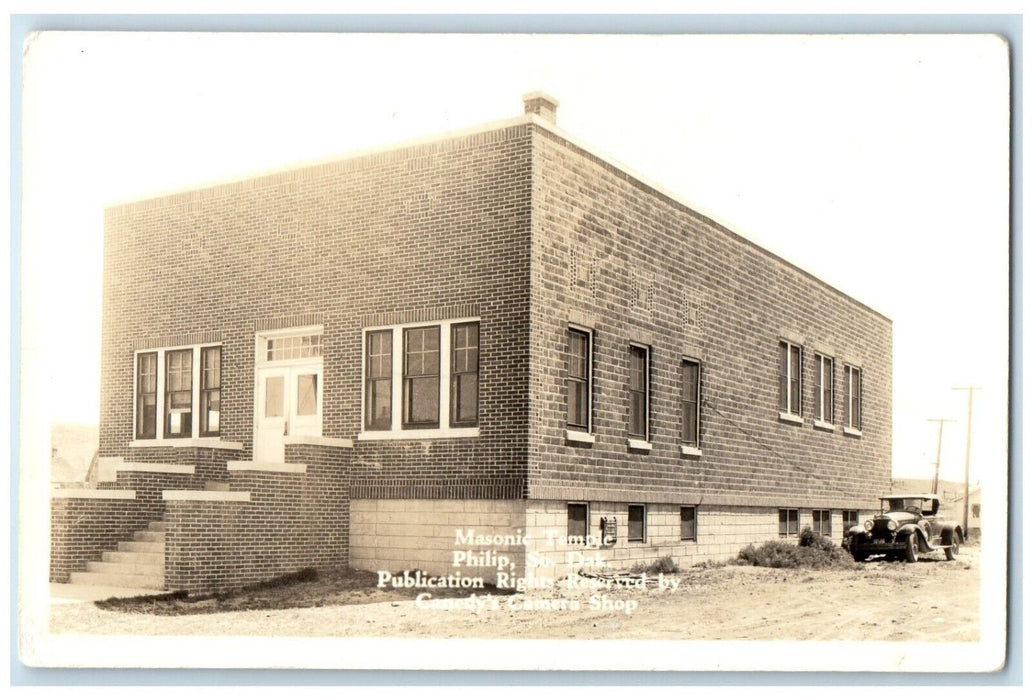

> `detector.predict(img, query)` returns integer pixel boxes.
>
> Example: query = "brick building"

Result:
[51,93,892,592]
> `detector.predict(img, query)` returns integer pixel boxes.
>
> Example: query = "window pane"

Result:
[406,376,439,425]
[629,391,645,438]
[630,347,646,392]
[204,389,220,433]
[267,333,323,360]
[454,373,478,424]
[680,507,696,541]
[567,503,588,541]
[684,402,698,445]
[265,376,284,417]
[297,374,317,416]
[567,378,587,429]
[628,505,644,541]
[368,379,391,429]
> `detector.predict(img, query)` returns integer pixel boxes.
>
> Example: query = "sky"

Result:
[20,32,1009,488]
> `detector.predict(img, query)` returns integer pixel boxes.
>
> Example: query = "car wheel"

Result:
[851,550,867,562]
[945,532,960,561]
[904,533,919,563]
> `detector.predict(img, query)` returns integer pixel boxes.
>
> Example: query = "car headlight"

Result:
[887,519,898,531]
[864,520,874,531]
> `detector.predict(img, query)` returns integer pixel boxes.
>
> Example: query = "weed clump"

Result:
[734,532,854,569]
[630,555,681,575]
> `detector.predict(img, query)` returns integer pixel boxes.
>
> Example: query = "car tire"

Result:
[904,533,919,563]
[945,531,960,561]
[851,550,867,562]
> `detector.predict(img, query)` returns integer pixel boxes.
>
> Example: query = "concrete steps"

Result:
[68,521,167,591]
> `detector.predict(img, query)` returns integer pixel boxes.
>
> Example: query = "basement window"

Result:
[628,504,646,543]
[843,510,859,530]
[778,508,800,538]
[567,503,588,544]
[680,506,697,542]
[812,509,832,537]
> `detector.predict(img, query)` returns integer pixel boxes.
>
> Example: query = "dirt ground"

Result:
[49,544,980,642]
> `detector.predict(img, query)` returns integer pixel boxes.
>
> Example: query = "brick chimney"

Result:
[522,91,559,124]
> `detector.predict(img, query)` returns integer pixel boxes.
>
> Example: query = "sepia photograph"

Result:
[17,29,1010,673]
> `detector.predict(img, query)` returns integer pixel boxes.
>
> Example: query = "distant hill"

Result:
[51,423,98,483]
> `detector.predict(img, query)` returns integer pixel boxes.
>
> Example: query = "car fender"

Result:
[938,523,964,546]
[896,523,933,551]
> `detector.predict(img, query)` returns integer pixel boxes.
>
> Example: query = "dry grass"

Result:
[94,568,504,616]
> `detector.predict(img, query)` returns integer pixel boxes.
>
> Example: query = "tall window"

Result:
[450,322,479,427]
[779,341,803,416]
[680,506,697,542]
[403,326,440,428]
[135,352,157,439]
[200,346,221,436]
[566,328,591,431]
[628,345,649,439]
[846,365,863,431]
[365,330,393,430]
[628,505,645,542]
[164,349,193,437]
[812,509,832,537]
[814,353,834,424]
[682,359,701,447]
[779,508,800,538]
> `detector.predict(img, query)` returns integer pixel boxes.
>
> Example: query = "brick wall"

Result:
[164,445,350,592]
[527,125,892,508]
[101,124,534,498]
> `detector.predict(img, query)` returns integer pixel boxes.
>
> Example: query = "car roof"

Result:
[880,493,939,500]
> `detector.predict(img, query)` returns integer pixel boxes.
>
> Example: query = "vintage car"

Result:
[842,494,964,563]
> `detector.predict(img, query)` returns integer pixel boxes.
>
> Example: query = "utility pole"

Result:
[927,418,955,495]
[952,386,980,538]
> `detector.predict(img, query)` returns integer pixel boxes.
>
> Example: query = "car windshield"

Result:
[884,498,924,514]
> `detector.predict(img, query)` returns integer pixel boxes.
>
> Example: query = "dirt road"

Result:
[49,546,980,642]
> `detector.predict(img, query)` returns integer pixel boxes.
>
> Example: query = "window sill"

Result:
[778,412,804,425]
[564,430,596,445]
[813,420,836,432]
[627,438,652,452]
[129,438,244,451]
[357,427,479,441]
[680,445,703,458]
[843,426,863,437]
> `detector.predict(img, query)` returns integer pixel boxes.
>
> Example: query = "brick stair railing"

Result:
[68,520,166,590]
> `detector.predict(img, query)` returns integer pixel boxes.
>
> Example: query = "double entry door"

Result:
[255,362,322,463]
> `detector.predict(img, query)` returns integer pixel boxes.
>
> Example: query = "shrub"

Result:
[734,539,854,569]
[630,555,681,575]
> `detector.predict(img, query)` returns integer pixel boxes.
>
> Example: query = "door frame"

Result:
[253,325,324,461]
